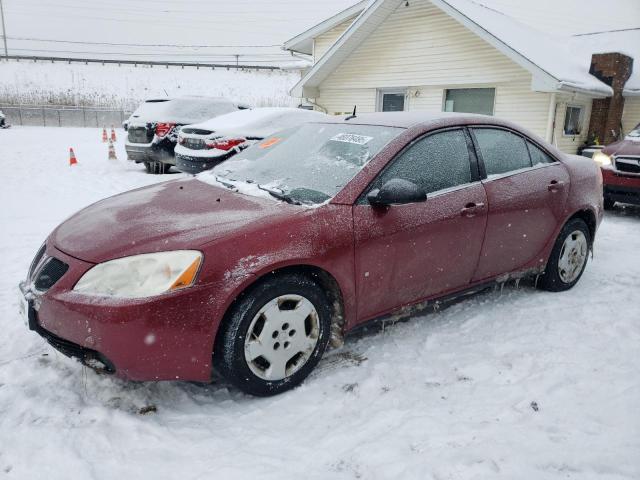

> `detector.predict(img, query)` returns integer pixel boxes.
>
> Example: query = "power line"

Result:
[5,36,281,48]
[9,48,298,63]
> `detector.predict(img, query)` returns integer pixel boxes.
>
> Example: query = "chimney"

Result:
[587,52,633,145]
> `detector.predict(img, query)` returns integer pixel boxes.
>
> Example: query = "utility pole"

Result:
[0,0,8,58]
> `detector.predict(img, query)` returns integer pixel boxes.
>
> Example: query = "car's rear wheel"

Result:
[538,218,590,292]
[215,273,332,396]
[145,161,170,174]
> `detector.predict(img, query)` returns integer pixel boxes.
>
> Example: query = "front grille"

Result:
[28,244,46,280]
[615,156,640,174]
[34,257,69,291]
[128,125,154,144]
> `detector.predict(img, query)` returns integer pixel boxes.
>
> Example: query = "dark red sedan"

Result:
[591,123,640,209]
[20,112,603,396]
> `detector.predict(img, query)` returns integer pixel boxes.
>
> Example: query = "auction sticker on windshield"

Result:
[259,137,281,149]
[330,133,373,145]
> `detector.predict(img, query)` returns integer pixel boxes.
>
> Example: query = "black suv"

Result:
[125,96,246,174]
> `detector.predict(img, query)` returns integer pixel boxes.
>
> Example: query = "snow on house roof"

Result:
[432,0,613,96]
[283,1,370,55]
[569,28,640,96]
[288,0,638,98]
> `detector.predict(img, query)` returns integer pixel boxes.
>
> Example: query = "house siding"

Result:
[314,17,358,63]
[553,93,592,154]
[622,97,640,134]
[312,0,567,149]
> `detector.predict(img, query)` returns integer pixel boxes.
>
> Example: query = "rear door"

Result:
[353,128,488,322]
[470,127,570,281]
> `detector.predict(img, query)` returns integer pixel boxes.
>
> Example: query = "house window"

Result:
[563,106,583,136]
[377,90,406,112]
[444,88,495,115]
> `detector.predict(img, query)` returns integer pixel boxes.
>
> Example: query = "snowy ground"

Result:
[1,127,639,480]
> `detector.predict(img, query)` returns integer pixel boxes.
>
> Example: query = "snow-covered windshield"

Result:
[626,124,640,140]
[203,123,403,205]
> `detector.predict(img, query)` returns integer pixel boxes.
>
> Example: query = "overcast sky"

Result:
[0,0,359,65]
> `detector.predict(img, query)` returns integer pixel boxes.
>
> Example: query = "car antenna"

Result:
[345,105,357,121]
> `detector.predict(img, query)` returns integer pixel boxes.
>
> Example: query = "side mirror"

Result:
[367,178,427,207]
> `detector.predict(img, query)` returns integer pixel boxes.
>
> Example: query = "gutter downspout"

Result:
[304,97,328,113]
[545,92,557,144]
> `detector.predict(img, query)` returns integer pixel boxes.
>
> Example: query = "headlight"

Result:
[593,151,612,167]
[74,250,202,298]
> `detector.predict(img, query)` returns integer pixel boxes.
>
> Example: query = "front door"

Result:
[353,128,488,323]
[470,128,570,281]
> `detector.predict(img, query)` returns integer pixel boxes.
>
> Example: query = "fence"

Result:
[0,104,132,128]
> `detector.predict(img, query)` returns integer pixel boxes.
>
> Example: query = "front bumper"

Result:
[21,244,222,382]
[20,282,116,374]
[602,167,640,206]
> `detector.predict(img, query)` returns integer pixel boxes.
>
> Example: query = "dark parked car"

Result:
[0,109,9,128]
[175,107,327,174]
[20,112,602,396]
[591,123,640,209]
[125,96,245,174]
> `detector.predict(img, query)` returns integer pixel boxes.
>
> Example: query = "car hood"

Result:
[51,178,290,263]
[603,139,640,157]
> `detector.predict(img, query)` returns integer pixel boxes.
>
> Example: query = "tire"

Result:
[603,196,616,210]
[215,273,332,396]
[538,218,591,292]
[146,161,171,174]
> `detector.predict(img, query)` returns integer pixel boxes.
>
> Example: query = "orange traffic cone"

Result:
[110,126,117,143]
[102,127,108,143]
[108,140,118,160]
[69,148,78,166]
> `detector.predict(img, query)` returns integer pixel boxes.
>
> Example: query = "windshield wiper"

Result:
[213,175,238,191]
[257,185,301,205]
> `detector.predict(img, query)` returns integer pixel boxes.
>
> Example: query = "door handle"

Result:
[461,202,485,217]
[548,180,565,192]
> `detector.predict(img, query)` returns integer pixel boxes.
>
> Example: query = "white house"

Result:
[284,0,640,154]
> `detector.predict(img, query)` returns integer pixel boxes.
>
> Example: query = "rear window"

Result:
[205,123,403,204]
[129,98,236,124]
[165,98,237,123]
[626,124,640,139]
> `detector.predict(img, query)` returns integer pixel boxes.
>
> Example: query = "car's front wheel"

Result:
[538,218,591,292]
[215,273,332,396]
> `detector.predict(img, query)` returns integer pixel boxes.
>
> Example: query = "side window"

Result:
[527,141,555,165]
[473,128,531,176]
[371,129,472,195]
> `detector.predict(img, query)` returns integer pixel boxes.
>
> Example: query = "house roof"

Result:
[287,0,638,98]
[570,28,640,96]
[282,1,370,55]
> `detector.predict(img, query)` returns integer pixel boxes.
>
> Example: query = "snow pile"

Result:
[1,127,639,479]
[0,60,300,110]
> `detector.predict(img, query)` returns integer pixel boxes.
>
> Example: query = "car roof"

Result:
[316,111,516,129]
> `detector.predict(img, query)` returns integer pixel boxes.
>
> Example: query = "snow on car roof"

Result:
[129,96,238,124]
[185,107,327,138]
